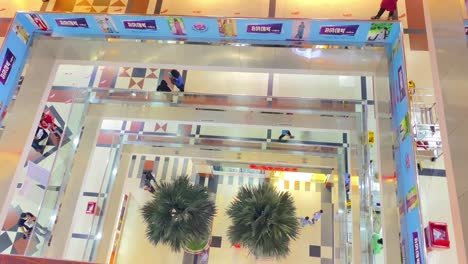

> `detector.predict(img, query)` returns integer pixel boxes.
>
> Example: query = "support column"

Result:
[46,116,101,259]
[0,41,56,228]
[423,0,468,262]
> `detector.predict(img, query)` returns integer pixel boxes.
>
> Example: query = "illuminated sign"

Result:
[249,164,298,172]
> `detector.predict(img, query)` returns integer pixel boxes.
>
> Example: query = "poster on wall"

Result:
[413,232,422,264]
[26,14,50,31]
[217,19,237,37]
[406,186,419,213]
[123,19,157,31]
[12,22,30,44]
[167,17,186,36]
[95,15,119,33]
[319,24,359,36]
[246,23,283,34]
[55,17,89,28]
[399,114,411,143]
[367,22,393,41]
[291,20,309,40]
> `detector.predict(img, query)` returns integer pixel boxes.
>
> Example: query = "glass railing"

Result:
[357,104,374,263]
[120,130,341,155]
[24,89,91,257]
[49,86,366,115]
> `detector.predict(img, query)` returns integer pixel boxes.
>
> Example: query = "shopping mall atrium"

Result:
[0,0,466,263]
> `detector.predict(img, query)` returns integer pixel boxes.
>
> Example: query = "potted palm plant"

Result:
[227,183,300,258]
[141,176,216,253]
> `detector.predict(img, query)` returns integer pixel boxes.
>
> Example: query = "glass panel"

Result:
[25,89,90,256]
[82,134,122,261]
[74,87,366,114]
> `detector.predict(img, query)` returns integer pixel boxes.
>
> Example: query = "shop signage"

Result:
[55,18,89,28]
[86,202,96,214]
[123,20,157,30]
[249,164,298,172]
[0,49,15,85]
[319,25,359,36]
[246,23,282,34]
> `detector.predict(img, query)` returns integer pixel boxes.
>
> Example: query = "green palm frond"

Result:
[227,183,299,258]
[141,176,216,252]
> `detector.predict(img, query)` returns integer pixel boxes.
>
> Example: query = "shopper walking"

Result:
[169,69,185,92]
[312,209,323,224]
[144,171,156,185]
[144,184,156,194]
[371,0,398,20]
[278,130,295,141]
[298,216,313,227]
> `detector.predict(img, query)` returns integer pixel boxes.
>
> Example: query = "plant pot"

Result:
[183,236,211,255]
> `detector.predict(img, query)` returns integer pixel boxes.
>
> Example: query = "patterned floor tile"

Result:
[154,123,168,132]
[75,0,92,6]
[129,78,144,89]
[119,67,132,77]
[110,0,127,6]
[321,246,333,259]
[132,68,147,78]
[0,232,12,253]
[309,245,321,257]
[146,68,159,79]
[114,77,131,89]
[142,77,158,91]
[93,0,111,6]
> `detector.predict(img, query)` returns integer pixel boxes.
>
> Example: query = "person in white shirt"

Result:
[312,209,323,224]
[298,216,312,227]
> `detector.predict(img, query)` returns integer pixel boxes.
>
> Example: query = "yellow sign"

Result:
[369,131,375,144]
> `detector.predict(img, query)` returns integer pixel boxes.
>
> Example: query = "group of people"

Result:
[299,209,323,227]
[157,69,185,92]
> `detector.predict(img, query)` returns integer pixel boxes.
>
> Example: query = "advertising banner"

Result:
[0,49,16,85]
[123,19,157,30]
[0,11,417,262]
[390,33,426,264]
[55,18,89,28]
[246,23,283,34]
[319,25,359,36]
[0,14,36,126]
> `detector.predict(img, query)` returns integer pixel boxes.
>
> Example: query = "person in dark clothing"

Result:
[157,80,172,92]
[278,130,295,141]
[144,171,156,184]
[32,122,50,153]
[371,0,398,20]
[168,69,185,92]
[18,212,48,239]
[144,184,156,194]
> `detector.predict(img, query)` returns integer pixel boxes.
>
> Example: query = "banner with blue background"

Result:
[0,11,422,264]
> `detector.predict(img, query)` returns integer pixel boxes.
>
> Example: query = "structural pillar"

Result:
[423,0,468,262]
